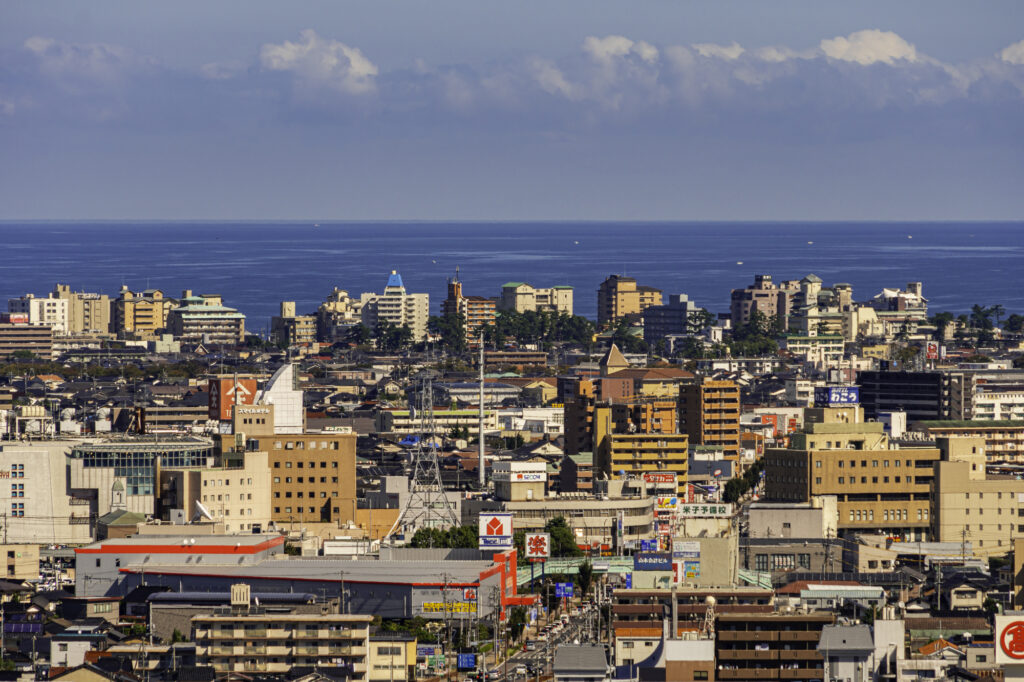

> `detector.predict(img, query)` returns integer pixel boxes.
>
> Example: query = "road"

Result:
[482,605,599,681]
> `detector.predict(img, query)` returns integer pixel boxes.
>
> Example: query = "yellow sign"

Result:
[422,602,477,614]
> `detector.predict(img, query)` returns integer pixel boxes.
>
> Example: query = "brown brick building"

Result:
[679,378,741,460]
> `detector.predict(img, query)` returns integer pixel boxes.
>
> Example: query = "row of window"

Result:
[274,477,339,484]
[10,484,24,498]
[273,461,340,469]
[274,442,341,451]
[846,508,927,522]
[204,478,255,487]
[820,459,916,468]
[275,506,341,514]
[753,553,812,571]
[9,503,23,517]
[275,491,338,499]
[9,464,24,479]
[202,494,254,502]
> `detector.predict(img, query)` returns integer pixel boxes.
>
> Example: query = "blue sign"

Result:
[417,645,436,656]
[814,386,859,406]
[639,539,658,552]
[634,552,672,572]
[457,654,476,670]
[624,573,632,589]
[555,582,574,598]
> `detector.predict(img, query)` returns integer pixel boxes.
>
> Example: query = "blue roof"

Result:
[386,272,405,289]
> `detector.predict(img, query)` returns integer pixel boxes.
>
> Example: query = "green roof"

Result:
[551,285,574,289]
[566,453,593,465]
[502,282,527,288]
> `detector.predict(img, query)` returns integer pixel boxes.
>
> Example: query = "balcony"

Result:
[779,668,824,679]
[777,650,821,662]
[777,631,821,643]
[718,649,777,662]
[718,631,779,643]
[718,668,778,680]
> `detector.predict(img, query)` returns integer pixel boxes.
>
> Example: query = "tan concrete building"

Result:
[193,588,373,677]
[498,282,573,316]
[765,406,941,540]
[254,433,357,526]
[0,544,40,581]
[271,301,317,346]
[679,378,741,460]
[112,287,175,337]
[52,284,110,335]
[931,436,1024,556]
[317,288,364,342]
[597,275,662,328]
[442,274,495,348]
[0,322,54,359]
[729,274,799,329]
[160,451,272,533]
[360,271,429,341]
[7,294,68,333]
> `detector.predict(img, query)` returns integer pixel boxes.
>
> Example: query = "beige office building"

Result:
[765,406,941,540]
[498,282,573,316]
[597,275,662,327]
[52,284,111,335]
[271,301,317,346]
[931,436,1024,556]
[112,287,176,337]
[159,451,272,533]
[7,294,68,333]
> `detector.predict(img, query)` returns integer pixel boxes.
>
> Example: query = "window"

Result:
[838,477,844,484]
[798,553,811,569]
[815,461,822,468]
[694,672,709,681]
[755,555,769,571]
[872,460,878,467]
[815,477,822,485]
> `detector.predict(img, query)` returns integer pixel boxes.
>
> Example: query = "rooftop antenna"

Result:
[384,379,458,541]
[479,342,486,489]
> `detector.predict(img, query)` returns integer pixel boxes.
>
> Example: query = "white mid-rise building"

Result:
[0,441,93,544]
[8,294,68,333]
[360,271,430,341]
[973,391,1024,421]
[256,363,304,434]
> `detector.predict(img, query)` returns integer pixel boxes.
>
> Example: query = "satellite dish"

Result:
[193,501,214,523]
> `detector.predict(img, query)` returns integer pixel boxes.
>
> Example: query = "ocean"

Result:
[3,221,1022,335]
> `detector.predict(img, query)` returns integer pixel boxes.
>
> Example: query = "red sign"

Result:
[643,472,676,485]
[524,533,550,560]
[463,588,477,601]
[209,378,257,420]
[1001,621,1024,660]
[926,342,939,360]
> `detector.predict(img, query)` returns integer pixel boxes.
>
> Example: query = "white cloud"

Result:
[200,61,246,81]
[693,42,745,60]
[24,35,152,85]
[1000,40,1024,65]
[583,35,659,64]
[820,29,917,65]
[260,29,378,95]
[529,57,581,100]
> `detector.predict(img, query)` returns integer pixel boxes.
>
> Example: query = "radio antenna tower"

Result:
[385,379,459,541]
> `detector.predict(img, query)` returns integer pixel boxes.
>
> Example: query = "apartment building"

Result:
[317,288,364,342]
[730,274,799,329]
[360,271,430,341]
[597,275,662,328]
[914,420,1024,462]
[271,301,317,346]
[857,370,968,422]
[52,284,111,335]
[442,272,495,348]
[679,378,741,460]
[764,406,941,540]
[8,293,68,333]
[166,291,246,345]
[498,281,573,315]
[598,432,690,497]
[158,451,272,533]
[642,294,702,344]
[716,613,833,681]
[112,287,176,337]
[0,321,54,360]
[193,591,373,677]
[931,437,1024,556]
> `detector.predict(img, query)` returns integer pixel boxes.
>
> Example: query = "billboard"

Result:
[639,539,659,552]
[634,552,672,572]
[457,654,477,670]
[643,472,677,486]
[655,496,679,511]
[673,540,701,560]
[524,533,550,560]
[926,342,939,360]
[676,503,733,518]
[478,513,514,550]
[813,386,859,407]
[555,582,574,598]
[209,377,258,420]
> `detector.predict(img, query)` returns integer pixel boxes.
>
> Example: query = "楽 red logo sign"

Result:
[1001,621,1024,659]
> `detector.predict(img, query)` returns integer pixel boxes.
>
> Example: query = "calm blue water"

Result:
[3,221,1022,335]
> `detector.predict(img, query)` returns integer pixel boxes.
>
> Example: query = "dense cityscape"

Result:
[1,268,1024,681]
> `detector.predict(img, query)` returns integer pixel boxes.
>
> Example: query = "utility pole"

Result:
[478,342,486,489]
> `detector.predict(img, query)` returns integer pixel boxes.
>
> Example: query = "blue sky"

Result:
[1,1,1022,220]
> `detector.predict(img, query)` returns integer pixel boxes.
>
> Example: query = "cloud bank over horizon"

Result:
[1,21,1022,220]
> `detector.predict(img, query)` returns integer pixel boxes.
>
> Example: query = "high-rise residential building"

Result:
[317,287,363,342]
[270,301,317,346]
[498,282,574,315]
[112,286,176,338]
[764,404,941,540]
[52,284,110,335]
[679,378,741,460]
[597,275,662,328]
[857,370,968,422]
[931,436,1024,556]
[729,274,800,330]
[7,294,68,334]
[642,294,702,344]
[166,291,246,345]
[442,271,495,348]
[359,271,429,341]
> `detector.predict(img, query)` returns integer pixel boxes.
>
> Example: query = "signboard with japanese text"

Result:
[457,654,477,670]
[634,552,672,572]
[926,342,939,360]
[640,539,658,552]
[524,533,550,560]
[813,386,859,407]
[555,582,574,598]
[643,472,677,486]
[676,503,733,518]
[478,513,514,550]
[673,540,700,560]
[996,615,1024,664]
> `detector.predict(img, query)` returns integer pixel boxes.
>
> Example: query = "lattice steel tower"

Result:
[385,379,459,540]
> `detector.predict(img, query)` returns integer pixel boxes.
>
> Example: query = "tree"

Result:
[346,323,373,346]
[508,606,528,642]
[930,311,955,340]
[544,517,583,557]
[429,313,468,355]
[10,350,35,360]
[1006,314,1024,333]
[408,524,479,549]
[893,345,919,369]
[687,309,715,335]
[576,560,594,597]
[970,304,994,330]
